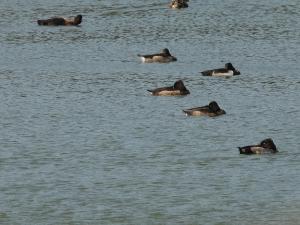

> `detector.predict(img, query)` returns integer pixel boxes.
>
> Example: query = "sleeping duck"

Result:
[183,101,226,117]
[238,138,278,154]
[148,80,190,96]
[169,0,189,9]
[37,15,82,26]
[201,63,240,76]
[138,48,177,63]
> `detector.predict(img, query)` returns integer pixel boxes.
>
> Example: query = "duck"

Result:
[147,80,190,96]
[138,48,177,63]
[183,101,226,117]
[238,138,278,154]
[37,15,82,26]
[169,0,189,9]
[201,63,240,76]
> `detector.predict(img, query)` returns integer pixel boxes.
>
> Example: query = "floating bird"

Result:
[201,63,240,76]
[37,15,82,26]
[183,101,226,117]
[138,48,177,63]
[147,80,190,96]
[169,0,189,9]
[238,138,278,154]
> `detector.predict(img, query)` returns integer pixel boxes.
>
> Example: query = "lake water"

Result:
[0,0,300,224]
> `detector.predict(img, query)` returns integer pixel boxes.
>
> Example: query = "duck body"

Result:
[201,63,240,76]
[183,101,226,117]
[138,48,177,63]
[169,0,189,9]
[238,138,278,154]
[37,15,82,26]
[148,80,190,96]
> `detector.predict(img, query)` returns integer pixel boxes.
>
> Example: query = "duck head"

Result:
[208,101,221,112]
[260,138,278,152]
[161,48,171,55]
[225,63,235,70]
[173,80,190,93]
[174,80,184,89]
[161,48,177,61]
[225,62,240,75]
[74,15,82,25]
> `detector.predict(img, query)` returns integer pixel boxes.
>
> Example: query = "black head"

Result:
[208,101,221,112]
[74,15,82,25]
[260,138,277,151]
[161,48,171,55]
[225,63,235,71]
[173,80,186,90]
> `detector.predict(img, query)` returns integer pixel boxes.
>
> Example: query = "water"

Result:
[0,0,300,224]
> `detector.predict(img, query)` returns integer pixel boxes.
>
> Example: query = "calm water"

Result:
[0,0,300,224]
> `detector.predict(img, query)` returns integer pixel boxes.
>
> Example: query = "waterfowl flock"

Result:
[35,1,279,155]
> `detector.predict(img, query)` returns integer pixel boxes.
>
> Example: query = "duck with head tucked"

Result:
[183,101,226,117]
[238,138,278,154]
[148,80,190,96]
[138,48,177,63]
[169,0,189,9]
[201,63,240,76]
[37,15,82,26]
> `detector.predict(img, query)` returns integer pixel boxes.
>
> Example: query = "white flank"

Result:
[140,56,146,62]
[212,70,234,76]
[158,90,181,96]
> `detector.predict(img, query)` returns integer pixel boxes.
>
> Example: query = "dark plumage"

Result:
[201,63,240,76]
[183,101,226,117]
[238,138,278,154]
[169,0,189,9]
[147,80,190,96]
[138,48,177,63]
[37,15,82,26]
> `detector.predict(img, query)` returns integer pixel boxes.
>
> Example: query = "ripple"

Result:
[0,0,300,224]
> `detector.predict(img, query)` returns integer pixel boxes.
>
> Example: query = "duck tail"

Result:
[201,70,211,76]
[238,147,253,154]
[182,110,189,115]
[238,147,244,154]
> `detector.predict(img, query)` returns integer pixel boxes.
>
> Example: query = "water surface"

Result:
[0,0,300,224]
